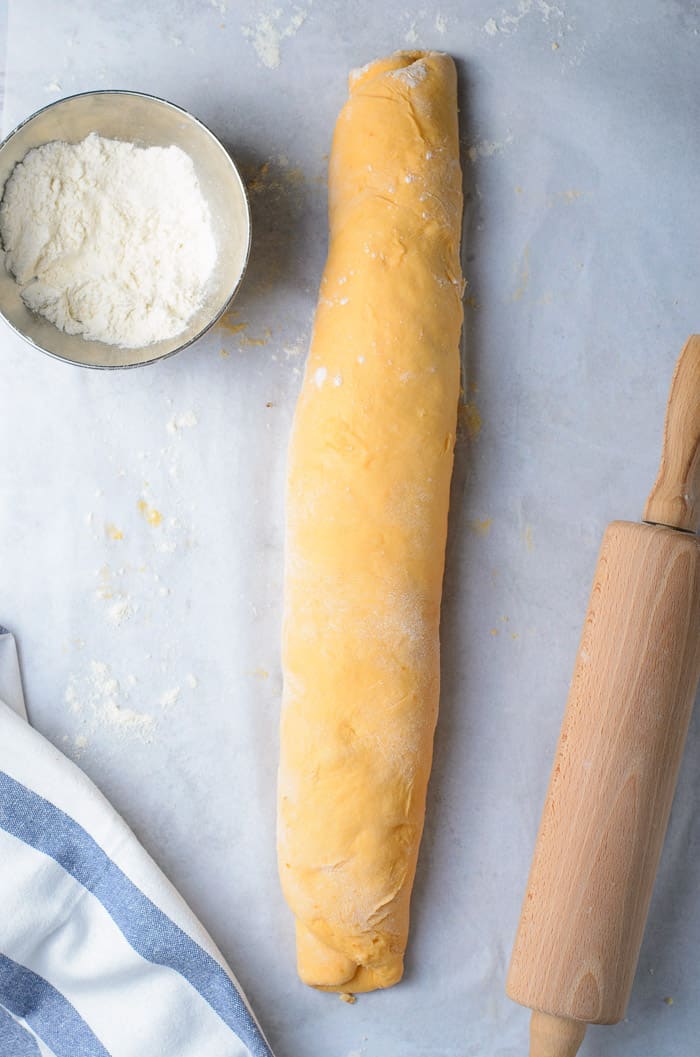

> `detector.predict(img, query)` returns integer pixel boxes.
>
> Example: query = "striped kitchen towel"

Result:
[0,627,275,1057]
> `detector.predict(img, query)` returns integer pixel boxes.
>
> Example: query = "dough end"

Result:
[296,921,404,993]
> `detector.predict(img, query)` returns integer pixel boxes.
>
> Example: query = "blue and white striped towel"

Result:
[0,627,275,1057]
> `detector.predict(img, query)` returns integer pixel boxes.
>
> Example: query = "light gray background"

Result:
[1,2,699,1055]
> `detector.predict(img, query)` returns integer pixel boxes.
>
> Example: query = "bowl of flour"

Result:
[0,91,251,367]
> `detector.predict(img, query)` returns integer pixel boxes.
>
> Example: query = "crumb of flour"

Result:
[107,598,132,626]
[159,686,181,709]
[284,340,305,359]
[468,133,514,163]
[64,660,156,743]
[63,659,190,750]
[73,734,89,757]
[242,5,310,69]
[166,410,198,434]
[483,0,566,37]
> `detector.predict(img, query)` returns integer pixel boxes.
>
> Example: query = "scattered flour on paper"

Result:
[86,415,198,625]
[242,4,310,69]
[483,0,565,35]
[166,410,198,435]
[435,13,448,33]
[68,405,207,746]
[284,339,306,359]
[65,660,156,743]
[155,517,186,555]
[159,686,181,709]
[468,133,514,162]
[66,732,90,760]
[107,598,132,626]
[63,659,196,751]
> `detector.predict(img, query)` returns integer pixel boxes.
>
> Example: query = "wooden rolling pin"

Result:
[507,335,700,1057]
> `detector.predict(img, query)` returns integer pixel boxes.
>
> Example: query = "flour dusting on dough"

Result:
[349,59,376,86]
[391,61,428,87]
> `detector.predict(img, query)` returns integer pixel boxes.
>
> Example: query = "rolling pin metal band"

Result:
[507,520,700,1025]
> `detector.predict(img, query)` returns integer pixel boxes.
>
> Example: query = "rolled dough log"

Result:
[278,50,464,993]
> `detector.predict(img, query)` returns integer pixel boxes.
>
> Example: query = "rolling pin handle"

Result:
[644,335,700,534]
[529,1011,587,1057]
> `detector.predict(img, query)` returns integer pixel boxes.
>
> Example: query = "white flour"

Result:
[65,660,156,743]
[0,133,217,348]
[391,61,428,87]
[166,410,198,435]
[484,0,565,35]
[468,133,514,161]
[242,5,309,69]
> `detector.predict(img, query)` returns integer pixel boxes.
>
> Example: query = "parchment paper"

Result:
[1,2,699,1055]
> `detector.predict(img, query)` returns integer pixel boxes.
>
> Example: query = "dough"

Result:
[278,50,464,993]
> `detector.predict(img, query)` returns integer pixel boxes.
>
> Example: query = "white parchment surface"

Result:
[1,3,699,1055]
